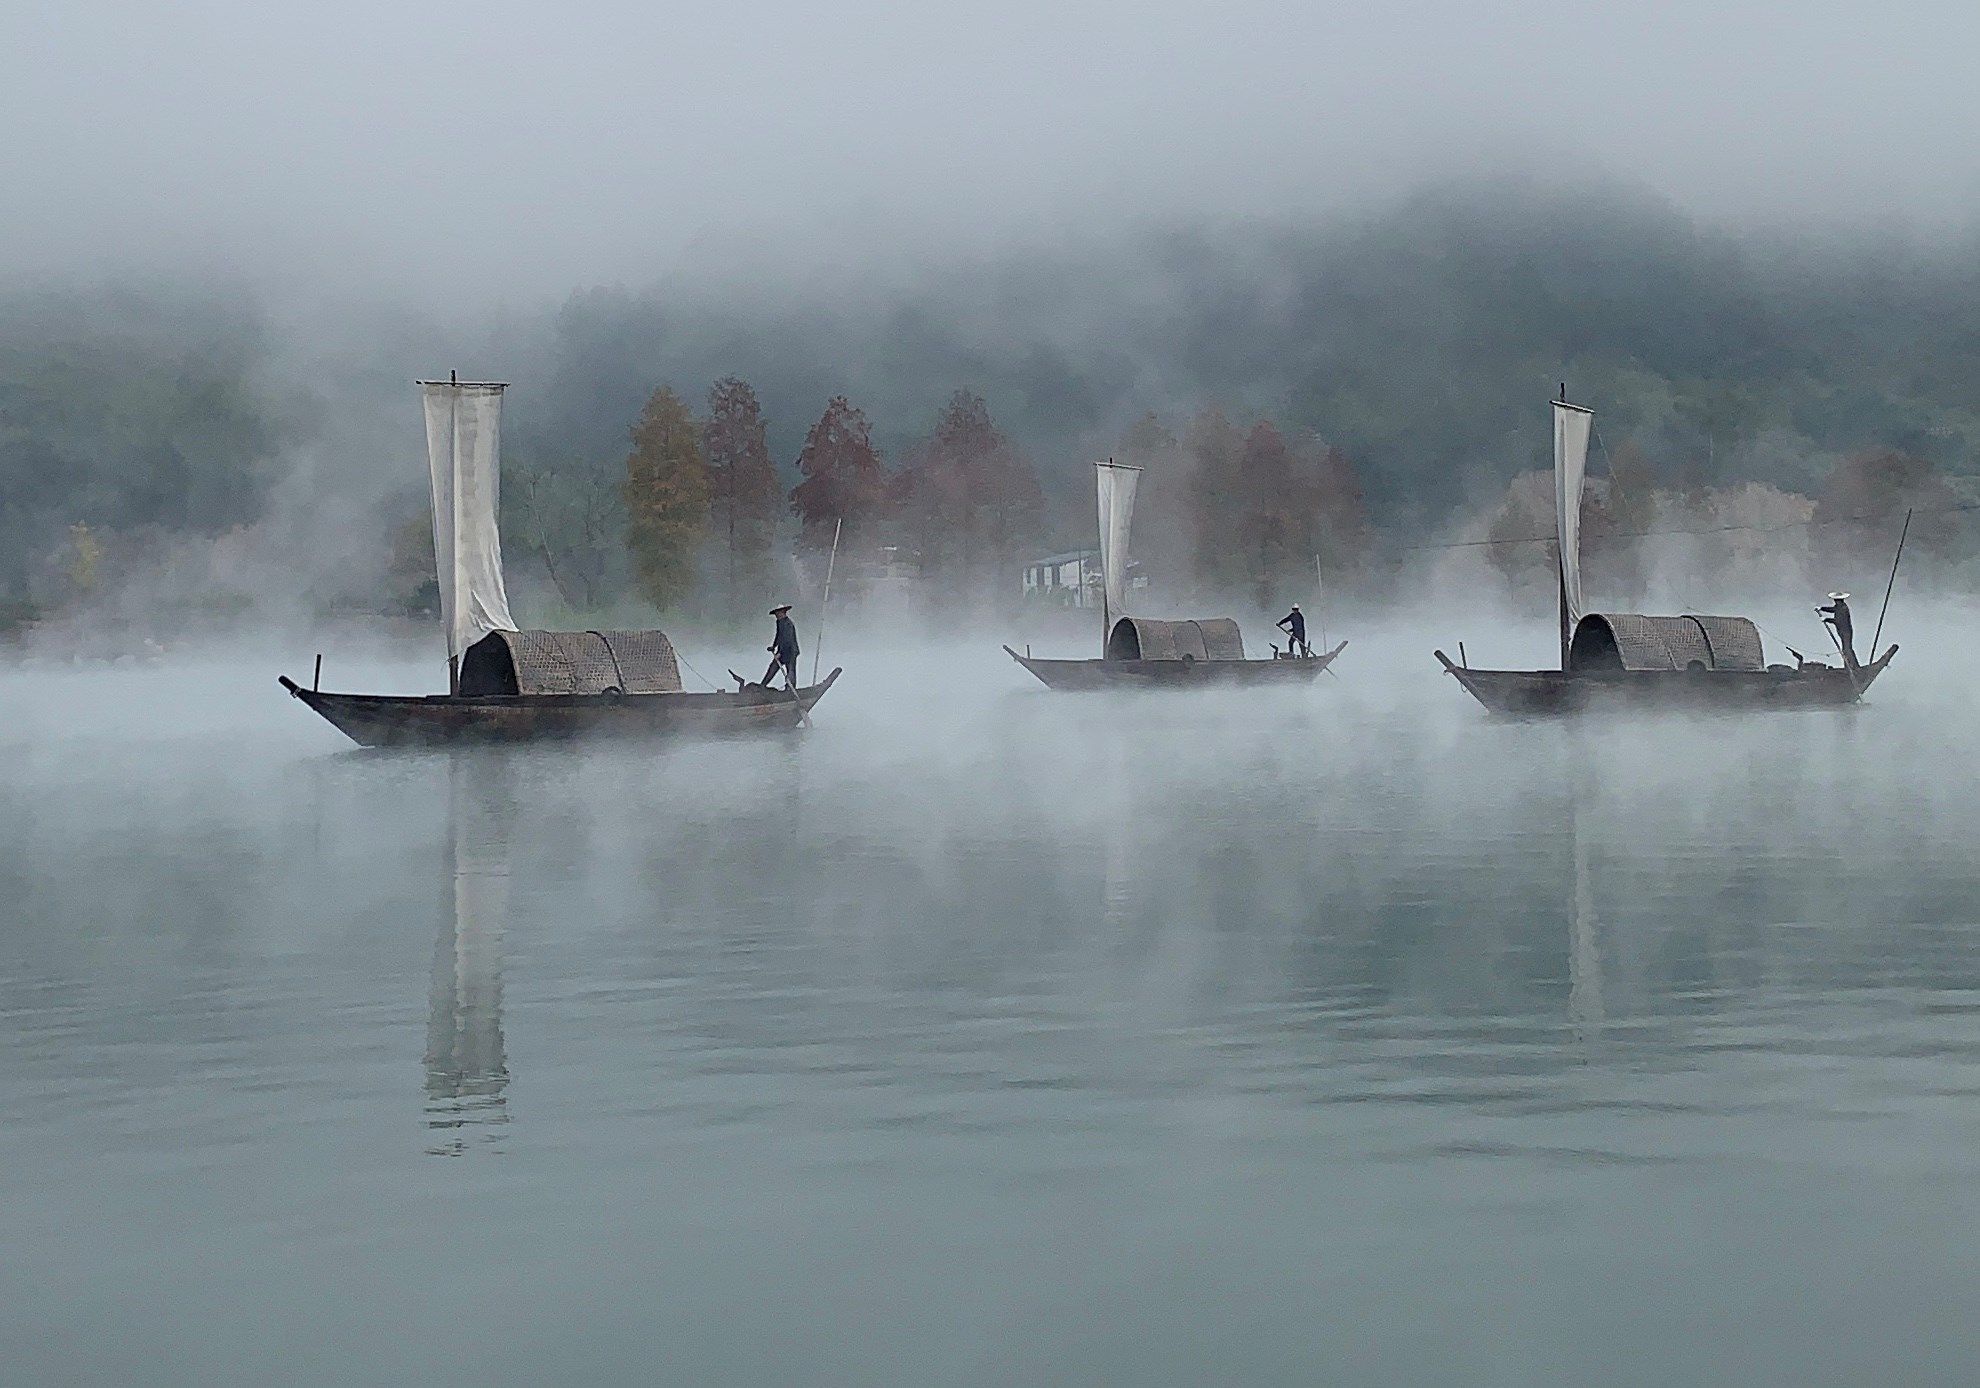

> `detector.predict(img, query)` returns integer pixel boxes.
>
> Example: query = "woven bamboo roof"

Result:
[1106,617,1246,662]
[457,629,683,696]
[1568,613,1764,672]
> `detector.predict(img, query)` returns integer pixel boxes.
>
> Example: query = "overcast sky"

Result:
[4,0,1978,301]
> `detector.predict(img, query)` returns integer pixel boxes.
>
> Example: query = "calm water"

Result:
[5,621,1980,1385]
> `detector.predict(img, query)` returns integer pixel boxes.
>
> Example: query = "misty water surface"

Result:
[5,621,1980,1384]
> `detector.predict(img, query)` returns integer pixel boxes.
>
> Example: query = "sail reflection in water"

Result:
[425,753,513,1153]
[1568,774,1604,1039]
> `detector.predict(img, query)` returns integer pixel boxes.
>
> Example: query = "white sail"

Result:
[1553,398,1593,636]
[1094,461,1140,645]
[422,381,516,675]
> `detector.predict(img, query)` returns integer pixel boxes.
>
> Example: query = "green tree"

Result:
[1584,438,1656,603]
[506,459,621,612]
[383,508,440,617]
[624,386,711,611]
[702,377,780,616]
[66,523,104,595]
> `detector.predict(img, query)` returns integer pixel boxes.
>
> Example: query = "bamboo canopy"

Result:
[1105,617,1246,662]
[1566,614,1765,673]
[457,630,684,696]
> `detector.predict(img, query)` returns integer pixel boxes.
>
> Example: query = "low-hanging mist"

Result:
[3,177,1976,651]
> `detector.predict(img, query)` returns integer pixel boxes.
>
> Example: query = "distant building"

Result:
[1024,550,1098,606]
[1022,550,1144,607]
[872,545,919,585]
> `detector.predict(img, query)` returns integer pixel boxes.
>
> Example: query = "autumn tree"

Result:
[1115,413,1189,595]
[701,377,780,617]
[1228,422,1302,607]
[1182,407,1246,592]
[1184,411,1367,605]
[1813,447,1962,576]
[790,395,888,556]
[623,385,710,612]
[1303,436,1373,594]
[894,390,1044,601]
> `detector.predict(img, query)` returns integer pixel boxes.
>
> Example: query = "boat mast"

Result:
[1097,473,1109,655]
[1096,460,1109,657]
[1557,383,1569,671]
[1093,459,1141,658]
[448,369,460,694]
[1551,383,1594,674]
[416,369,514,696]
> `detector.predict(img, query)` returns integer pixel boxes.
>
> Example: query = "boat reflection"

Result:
[1568,785,1604,1037]
[425,752,513,1154]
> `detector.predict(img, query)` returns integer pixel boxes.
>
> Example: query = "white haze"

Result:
[5,1,1980,303]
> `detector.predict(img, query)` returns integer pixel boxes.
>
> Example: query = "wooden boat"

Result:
[1438,391,1897,716]
[1009,459,1347,690]
[1006,617,1345,689]
[280,668,841,747]
[1436,616,1892,716]
[282,376,841,747]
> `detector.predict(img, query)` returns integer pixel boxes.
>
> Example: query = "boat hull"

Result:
[280,669,842,747]
[1433,648,1894,716]
[1004,641,1345,690]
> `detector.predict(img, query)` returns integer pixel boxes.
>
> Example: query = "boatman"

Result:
[1818,592,1858,670]
[1276,603,1310,658]
[762,602,800,690]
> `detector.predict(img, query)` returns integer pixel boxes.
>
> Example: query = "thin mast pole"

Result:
[1556,383,1569,672]
[448,373,460,694]
[1100,564,1110,657]
[1096,461,1110,656]
[811,517,841,685]
[1870,507,1912,658]
[1314,551,1327,649]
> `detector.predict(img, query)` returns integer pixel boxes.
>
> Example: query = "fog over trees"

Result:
[4,178,1978,637]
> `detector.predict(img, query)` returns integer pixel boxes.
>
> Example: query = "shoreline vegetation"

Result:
[4,181,1976,650]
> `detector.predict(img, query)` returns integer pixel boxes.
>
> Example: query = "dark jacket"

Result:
[1278,609,1306,641]
[772,613,800,660]
[1820,600,1854,659]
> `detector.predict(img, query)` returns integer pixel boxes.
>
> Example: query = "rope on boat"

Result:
[673,650,721,691]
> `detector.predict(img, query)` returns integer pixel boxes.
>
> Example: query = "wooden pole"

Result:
[811,518,841,685]
[1870,507,1911,659]
[313,653,322,692]
[1313,551,1327,650]
[1100,563,1109,659]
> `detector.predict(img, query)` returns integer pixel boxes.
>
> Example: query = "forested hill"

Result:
[512,177,1980,528]
[4,177,1978,625]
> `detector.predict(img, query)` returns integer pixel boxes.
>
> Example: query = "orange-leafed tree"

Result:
[1813,447,1962,575]
[1183,406,1246,593]
[894,390,1043,601]
[790,395,887,554]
